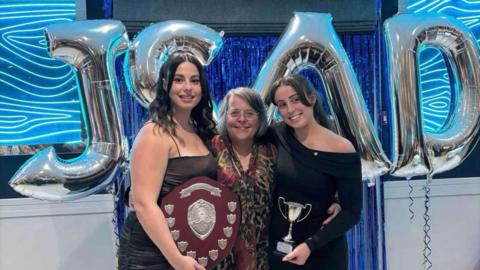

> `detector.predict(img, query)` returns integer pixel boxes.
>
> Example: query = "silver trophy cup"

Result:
[276,196,312,255]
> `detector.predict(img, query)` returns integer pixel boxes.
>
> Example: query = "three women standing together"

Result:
[118,52,362,270]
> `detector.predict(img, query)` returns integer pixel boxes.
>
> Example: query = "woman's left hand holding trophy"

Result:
[282,242,311,265]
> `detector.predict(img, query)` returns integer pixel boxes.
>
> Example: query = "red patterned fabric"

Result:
[212,135,277,270]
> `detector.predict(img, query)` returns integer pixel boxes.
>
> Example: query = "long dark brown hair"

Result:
[149,53,216,149]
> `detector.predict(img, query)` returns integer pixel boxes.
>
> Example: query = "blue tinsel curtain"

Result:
[114,34,382,270]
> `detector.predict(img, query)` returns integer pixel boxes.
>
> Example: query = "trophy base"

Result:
[275,241,293,256]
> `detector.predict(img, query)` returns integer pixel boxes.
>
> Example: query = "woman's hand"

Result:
[322,202,341,228]
[172,255,205,270]
[282,243,311,265]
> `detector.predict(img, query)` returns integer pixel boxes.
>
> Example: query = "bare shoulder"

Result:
[137,122,162,140]
[335,136,356,153]
[132,122,170,153]
[326,130,356,153]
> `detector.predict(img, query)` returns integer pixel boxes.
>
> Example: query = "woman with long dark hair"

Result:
[118,53,216,270]
[266,75,363,270]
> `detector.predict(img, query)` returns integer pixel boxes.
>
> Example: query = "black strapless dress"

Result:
[118,154,217,270]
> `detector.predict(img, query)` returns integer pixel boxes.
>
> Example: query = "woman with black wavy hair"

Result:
[118,53,216,270]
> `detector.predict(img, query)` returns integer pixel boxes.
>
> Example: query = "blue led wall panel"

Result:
[417,46,453,133]
[403,0,480,132]
[0,1,82,148]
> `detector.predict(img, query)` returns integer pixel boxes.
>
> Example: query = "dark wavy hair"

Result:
[266,74,332,130]
[149,53,216,149]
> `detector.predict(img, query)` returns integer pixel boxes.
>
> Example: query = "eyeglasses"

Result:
[228,110,258,120]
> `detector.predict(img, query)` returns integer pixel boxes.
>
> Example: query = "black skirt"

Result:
[117,213,174,270]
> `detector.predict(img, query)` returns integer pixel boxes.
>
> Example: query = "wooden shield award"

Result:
[160,176,241,269]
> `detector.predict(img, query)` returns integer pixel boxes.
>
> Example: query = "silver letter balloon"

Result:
[124,20,224,108]
[8,12,480,199]
[254,12,391,180]
[384,13,480,178]
[256,12,480,180]
[9,20,129,200]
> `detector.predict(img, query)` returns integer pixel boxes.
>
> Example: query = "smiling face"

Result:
[226,94,259,146]
[168,61,202,112]
[274,84,316,129]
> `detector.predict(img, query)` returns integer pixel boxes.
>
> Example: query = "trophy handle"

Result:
[296,203,312,223]
[278,196,288,220]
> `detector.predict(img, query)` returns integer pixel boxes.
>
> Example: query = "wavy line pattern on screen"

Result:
[407,0,480,132]
[0,2,82,146]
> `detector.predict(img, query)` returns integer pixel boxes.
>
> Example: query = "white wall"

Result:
[384,178,480,270]
[0,194,116,270]
[2,179,478,270]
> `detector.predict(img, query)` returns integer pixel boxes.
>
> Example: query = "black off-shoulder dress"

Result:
[268,123,362,270]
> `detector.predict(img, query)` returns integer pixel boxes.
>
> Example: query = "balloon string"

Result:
[110,178,121,250]
[422,181,432,270]
[408,178,415,221]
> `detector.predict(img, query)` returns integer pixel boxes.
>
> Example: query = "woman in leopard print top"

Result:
[213,87,276,270]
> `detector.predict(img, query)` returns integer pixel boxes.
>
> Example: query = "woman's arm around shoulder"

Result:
[131,122,205,270]
[211,134,225,154]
